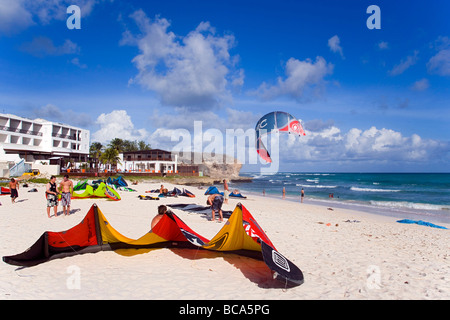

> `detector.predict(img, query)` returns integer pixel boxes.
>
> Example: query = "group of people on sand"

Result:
[150,179,230,226]
[46,175,74,218]
[6,175,74,218]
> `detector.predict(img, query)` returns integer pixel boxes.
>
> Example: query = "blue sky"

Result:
[1,0,449,172]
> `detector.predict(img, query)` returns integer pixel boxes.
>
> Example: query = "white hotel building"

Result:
[0,113,90,164]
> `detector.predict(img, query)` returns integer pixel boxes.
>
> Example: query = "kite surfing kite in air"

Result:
[3,203,304,287]
[255,111,306,163]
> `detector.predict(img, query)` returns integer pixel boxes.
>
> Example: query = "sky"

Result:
[1,0,449,172]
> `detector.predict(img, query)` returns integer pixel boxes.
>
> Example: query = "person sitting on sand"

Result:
[159,184,169,195]
[151,205,172,229]
[207,194,224,222]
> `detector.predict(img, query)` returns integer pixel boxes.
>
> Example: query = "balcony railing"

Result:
[52,133,78,140]
[0,126,43,136]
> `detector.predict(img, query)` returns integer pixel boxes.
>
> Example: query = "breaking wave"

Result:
[351,187,400,193]
[370,201,450,211]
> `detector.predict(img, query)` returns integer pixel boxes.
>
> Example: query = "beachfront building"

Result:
[118,149,178,174]
[0,113,90,173]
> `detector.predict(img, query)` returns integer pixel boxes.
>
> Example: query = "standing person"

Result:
[59,174,73,216]
[46,176,59,218]
[9,178,19,204]
[207,194,224,222]
[223,179,230,204]
[282,187,286,199]
[301,188,305,203]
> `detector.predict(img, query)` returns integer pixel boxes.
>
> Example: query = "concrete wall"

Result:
[32,163,60,176]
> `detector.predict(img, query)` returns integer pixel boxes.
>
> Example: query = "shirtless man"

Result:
[152,205,169,229]
[223,179,230,204]
[9,178,19,204]
[207,194,224,222]
[59,175,73,216]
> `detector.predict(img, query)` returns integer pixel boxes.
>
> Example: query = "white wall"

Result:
[32,163,60,176]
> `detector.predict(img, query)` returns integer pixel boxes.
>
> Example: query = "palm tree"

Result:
[99,146,121,171]
[108,138,125,153]
[89,142,103,173]
[138,140,151,150]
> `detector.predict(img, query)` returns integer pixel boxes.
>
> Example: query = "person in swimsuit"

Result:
[223,179,230,204]
[207,194,224,222]
[9,178,19,204]
[46,176,59,218]
[59,174,73,216]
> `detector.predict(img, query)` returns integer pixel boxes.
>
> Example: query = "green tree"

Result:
[99,146,121,170]
[89,142,103,172]
[108,138,125,152]
[123,140,138,152]
[138,140,151,150]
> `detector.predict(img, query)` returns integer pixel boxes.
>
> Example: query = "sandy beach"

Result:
[0,179,449,300]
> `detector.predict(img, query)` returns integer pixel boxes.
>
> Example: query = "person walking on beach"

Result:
[282,187,286,199]
[207,194,224,222]
[59,174,73,216]
[9,178,19,204]
[46,176,59,218]
[301,188,305,203]
[223,179,230,204]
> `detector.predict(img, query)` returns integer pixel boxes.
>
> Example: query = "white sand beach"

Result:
[0,180,449,300]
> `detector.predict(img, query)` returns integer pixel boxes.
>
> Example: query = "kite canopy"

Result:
[204,186,246,198]
[0,187,11,195]
[3,203,304,286]
[255,111,306,163]
[107,176,128,188]
[72,182,121,201]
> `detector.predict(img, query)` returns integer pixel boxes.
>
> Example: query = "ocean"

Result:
[231,173,450,224]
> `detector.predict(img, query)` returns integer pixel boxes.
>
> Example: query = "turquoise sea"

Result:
[233,173,450,224]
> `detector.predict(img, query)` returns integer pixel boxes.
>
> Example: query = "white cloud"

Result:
[31,104,93,128]
[122,10,243,109]
[0,0,34,35]
[0,0,99,35]
[92,110,149,144]
[378,41,389,50]
[328,35,344,58]
[279,125,449,165]
[411,78,429,91]
[20,37,79,57]
[71,57,87,68]
[388,50,419,76]
[254,57,333,101]
[427,49,450,76]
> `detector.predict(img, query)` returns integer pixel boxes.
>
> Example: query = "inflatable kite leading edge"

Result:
[3,203,304,286]
[255,111,306,163]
